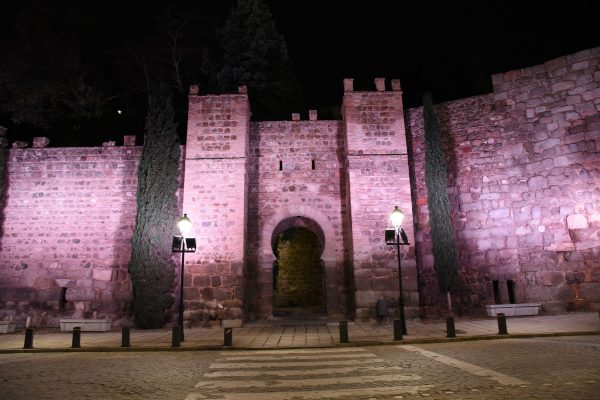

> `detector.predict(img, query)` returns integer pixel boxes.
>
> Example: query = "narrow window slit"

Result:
[60,288,68,310]
[492,280,500,304]
[507,280,516,304]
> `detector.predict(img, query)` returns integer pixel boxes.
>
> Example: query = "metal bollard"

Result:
[23,328,34,349]
[224,328,233,346]
[497,313,508,335]
[339,320,349,343]
[121,326,131,347]
[393,319,403,341]
[171,325,181,347]
[71,327,81,348]
[446,316,456,338]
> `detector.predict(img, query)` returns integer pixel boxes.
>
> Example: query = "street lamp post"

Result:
[172,214,196,342]
[386,206,410,340]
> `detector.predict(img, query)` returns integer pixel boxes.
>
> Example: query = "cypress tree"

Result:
[129,83,180,328]
[215,0,302,120]
[423,92,460,299]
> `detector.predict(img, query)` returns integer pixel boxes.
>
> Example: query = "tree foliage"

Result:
[129,83,180,328]
[423,92,460,294]
[212,0,302,120]
[0,5,112,132]
[274,228,323,308]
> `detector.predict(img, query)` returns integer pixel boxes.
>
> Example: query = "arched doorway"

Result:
[271,217,325,316]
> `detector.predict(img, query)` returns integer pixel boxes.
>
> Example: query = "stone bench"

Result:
[59,319,112,332]
[0,321,16,334]
[485,303,541,317]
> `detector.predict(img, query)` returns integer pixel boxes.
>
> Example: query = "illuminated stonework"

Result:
[0,47,599,328]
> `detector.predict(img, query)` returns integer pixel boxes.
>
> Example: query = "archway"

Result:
[271,217,325,316]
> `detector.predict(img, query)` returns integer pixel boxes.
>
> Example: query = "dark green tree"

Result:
[129,83,180,328]
[0,5,113,132]
[423,92,460,304]
[214,0,302,120]
[274,228,323,308]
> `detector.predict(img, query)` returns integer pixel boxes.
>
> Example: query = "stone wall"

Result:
[245,115,349,320]
[342,78,419,320]
[0,145,142,327]
[407,47,600,315]
[182,91,250,326]
[1,48,598,328]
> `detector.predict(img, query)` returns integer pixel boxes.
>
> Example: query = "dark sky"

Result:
[271,0,600,108]
[1,0,599,146]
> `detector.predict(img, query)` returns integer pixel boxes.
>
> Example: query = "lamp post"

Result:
[172,214,196,342]
[386,206,410,340]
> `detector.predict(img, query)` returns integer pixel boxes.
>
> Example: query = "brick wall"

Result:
[0,146,142,327]
[407,47,600,314]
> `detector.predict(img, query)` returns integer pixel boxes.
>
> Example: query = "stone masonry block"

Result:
[374,78,385,92]
[32,137,50,148]
[567,214,588,229]
[580,283,600,302]
[92,269,114,281]
[527,176,548,190]
[343,78,354,92]
[123,135,136,146]
[539,271,565,286]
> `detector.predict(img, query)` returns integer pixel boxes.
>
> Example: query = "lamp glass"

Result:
[177,214,193,236]
[390,206,405,228]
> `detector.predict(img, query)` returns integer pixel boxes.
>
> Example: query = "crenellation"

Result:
[343,78,354,92]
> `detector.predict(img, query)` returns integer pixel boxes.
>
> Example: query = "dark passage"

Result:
[273,227,325,315]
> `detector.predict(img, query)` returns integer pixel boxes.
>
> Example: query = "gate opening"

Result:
[272,225,325,316]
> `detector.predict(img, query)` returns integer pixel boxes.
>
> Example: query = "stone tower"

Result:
[181,86,250,327]
[342,78,419,319]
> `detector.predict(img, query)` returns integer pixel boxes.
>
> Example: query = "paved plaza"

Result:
[1,336,599,399]
[0,312,598,352]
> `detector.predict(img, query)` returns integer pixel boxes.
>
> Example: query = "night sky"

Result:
[1,0,599,146]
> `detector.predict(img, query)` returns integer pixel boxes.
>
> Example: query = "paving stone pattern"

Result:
[1,336,598,399]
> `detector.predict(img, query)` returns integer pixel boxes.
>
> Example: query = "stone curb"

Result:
[1,330,598,354]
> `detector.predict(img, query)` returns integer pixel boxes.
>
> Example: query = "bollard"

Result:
[393,319,403,341]
[339,321,348,343]
[224,328,233,346]
[121,326,131,347]
[497,313,508,335]
[171,325,181,347]
[23,328,34,349]
[71,327,81,348]
[446,316,456,338]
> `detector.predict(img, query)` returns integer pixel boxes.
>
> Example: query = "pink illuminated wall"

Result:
[0,146,141,327]
[0,47,598,328]
[408,47,600,315]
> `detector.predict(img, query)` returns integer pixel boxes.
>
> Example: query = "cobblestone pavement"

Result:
[0,336,598,399]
